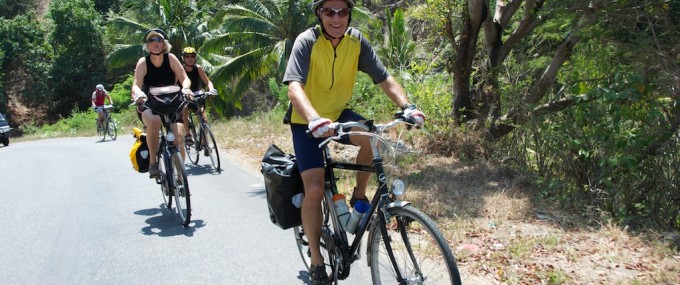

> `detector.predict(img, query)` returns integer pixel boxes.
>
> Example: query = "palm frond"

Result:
[106,44,145,69]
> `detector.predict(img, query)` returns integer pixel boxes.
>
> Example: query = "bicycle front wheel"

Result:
[107,118,117,140]
[170,150,191,227]
[202,124,221,172]
[96,121,106,141]
[158,153,172,209]
[369,205,461,285]
[186,114,200,165]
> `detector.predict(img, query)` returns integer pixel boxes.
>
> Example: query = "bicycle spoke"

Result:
[171,151,191,227]
[369,205,461,285]
[96,121,105,141]
[158,154,172,209]
[107,118,117,140]
[186,113,199,164]
[204,124,221,171]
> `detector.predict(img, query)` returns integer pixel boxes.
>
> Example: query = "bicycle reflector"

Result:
[167,132,175,142]
[391,179,405,197]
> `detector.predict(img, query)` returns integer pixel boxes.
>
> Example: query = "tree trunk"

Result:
[451,0,487,124]
[489,6,597,139]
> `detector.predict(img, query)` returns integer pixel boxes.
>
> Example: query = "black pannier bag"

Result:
[261,144,304,229]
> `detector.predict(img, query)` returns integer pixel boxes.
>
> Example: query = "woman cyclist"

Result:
[131,28,193,178]
[179,46,217,147]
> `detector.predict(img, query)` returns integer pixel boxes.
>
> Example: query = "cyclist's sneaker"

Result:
[350,194,370,208]
[309,264,329,285]
[203,146,210,157]
[185,135,194,146]
[148,163,160,178]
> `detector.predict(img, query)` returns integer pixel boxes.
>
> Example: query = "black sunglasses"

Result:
[318,7,351,18]
[147,37,163,43]
[184,54,196,58]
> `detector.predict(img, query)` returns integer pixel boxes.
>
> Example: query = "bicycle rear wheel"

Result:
[202,124,221,171]
[170,150,191,227]
[107,118,117,140]
[293,191,339,281]
[186,113,200,165]
[96,121,106,141]
[369,205,461,285]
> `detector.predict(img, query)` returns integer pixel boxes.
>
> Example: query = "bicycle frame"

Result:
[318,120,413,280]
[153,100,192,226]
[189,91,210,147]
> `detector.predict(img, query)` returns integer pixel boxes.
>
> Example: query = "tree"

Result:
[48,0,108,117]
[202,0,317,114]
[432,0,679,228]
[376,8,416,73]
[106,0,214,70]
[0,0,43,19]
[0,12,52,124]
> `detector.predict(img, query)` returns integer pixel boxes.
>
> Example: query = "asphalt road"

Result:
[0,136,369,284]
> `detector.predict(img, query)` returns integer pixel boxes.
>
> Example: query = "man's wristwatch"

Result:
[401,103,415,111]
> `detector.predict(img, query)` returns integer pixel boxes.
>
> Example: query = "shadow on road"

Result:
[185,164,220,176]
[134,205,205,237]
[297,270,311,284]
[247,187,266,198]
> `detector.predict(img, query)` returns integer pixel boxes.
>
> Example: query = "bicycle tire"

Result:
[96,121,106,141]
[107,117,117,140]
[186,113,200,165]
[369,205,461,285]
[203,124,221,171]
[170,150,191,227]
[158,152,172,209]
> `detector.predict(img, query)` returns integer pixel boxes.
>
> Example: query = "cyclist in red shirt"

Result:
[92,84,113,126]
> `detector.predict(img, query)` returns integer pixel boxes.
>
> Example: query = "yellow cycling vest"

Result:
[283,25,388,124]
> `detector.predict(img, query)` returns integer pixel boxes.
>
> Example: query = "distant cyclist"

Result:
[179,46,217,146]
[92,84,113,126]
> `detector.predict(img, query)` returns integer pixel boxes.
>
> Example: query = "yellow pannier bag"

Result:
[130,127,150,173]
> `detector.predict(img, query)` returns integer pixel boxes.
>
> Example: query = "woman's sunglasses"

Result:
[184,55,196,59]
[147,37,163,43]
[318,7,351,18]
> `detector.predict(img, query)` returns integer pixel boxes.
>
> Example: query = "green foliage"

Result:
[204,0,316,116]
[267,77,288,110]
[22,105,141,139]
[0,13,53,115]
[0,0,42,18]
[0,49,4,113]
[48,0,108,117]
[376,8,415,72]
[500,66,679,229]
[109,74,135,109]
[34,108,99,138]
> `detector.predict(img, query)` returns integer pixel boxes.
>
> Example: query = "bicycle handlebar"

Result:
[189,90,217,102]
[94,104,114,110]
[312,112,419,148]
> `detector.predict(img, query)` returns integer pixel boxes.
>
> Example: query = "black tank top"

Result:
[143,54,176,92]
[185,66,201,91]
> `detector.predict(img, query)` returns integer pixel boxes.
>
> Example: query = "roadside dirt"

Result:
[220,137,680,285]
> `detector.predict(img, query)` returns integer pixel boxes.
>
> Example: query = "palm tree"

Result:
[105,0,207,70]
[201,0,316,113]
